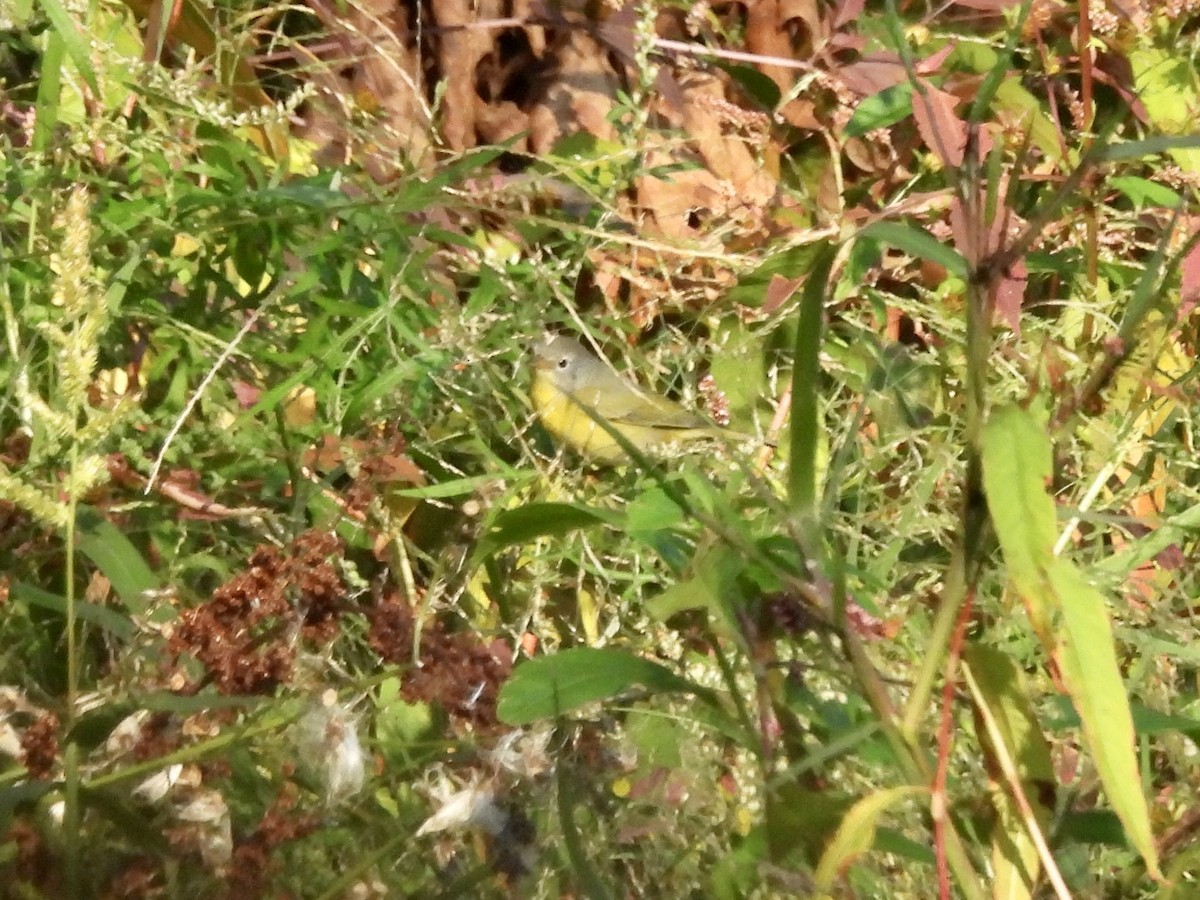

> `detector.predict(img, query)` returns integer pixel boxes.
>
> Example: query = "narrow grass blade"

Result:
[32,29,65,152]
[788,243,835,519]
[37,0,99,94]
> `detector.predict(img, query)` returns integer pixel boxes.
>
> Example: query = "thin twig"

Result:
[146,296,274,492]
[933,589,974,900]
[755,376,792,472]
[650,37,819,73]
[1157,804,1200,857]
[962,662,1073,900]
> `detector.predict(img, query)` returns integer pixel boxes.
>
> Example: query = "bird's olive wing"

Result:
[587,387,709,430]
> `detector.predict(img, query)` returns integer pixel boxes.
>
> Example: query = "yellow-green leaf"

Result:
[978,405,1056,646]
[1130,47,1200,173]
[813,786,925,892]
[982,405,1162,880]
[1050,562,1160,877]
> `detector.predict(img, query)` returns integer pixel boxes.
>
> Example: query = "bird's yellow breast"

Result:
[531,371,729,463]
[531,371,628,462]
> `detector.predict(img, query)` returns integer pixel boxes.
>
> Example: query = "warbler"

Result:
[530,334,744,463]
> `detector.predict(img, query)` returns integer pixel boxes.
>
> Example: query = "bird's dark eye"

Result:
[557,357,569,369]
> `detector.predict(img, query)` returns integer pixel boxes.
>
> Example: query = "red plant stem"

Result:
[933,588,975,900]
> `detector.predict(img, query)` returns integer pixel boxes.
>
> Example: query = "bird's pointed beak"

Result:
[532,334,555,371]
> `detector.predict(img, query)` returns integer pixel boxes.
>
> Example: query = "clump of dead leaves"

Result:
[281,0,893,318]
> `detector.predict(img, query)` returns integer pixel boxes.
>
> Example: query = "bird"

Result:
[530,334,745,463]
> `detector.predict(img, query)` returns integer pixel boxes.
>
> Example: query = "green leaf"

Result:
[37,0,100,94]
[10,581,134,638]
[964,646,1054,783]
[261,180,348,209]
[624,487,687,534]
[1096,48,1200,175]
[1057,810,1127,846]
[1121,632,1200,666]
[710,826,766,899]
[65,703,138,753]
[0,782,56,823]
[979,406,1057,643]
[1094,503,1200,578]
[32,26,65,152]
[845,83,914,137]
[1127,703,1200,738]
[1053,563,1162,846]
[813,786,925,890]
[982,405,1161,881]
[727,244,822,307]
[715,62,782,109]
[557,765,617,900]
[1109,176,1184,209]
[626,708,684,768]
[82,784,173,855]
[875,828,935,864]
[968,9,1030,127]
[375,677,435,759]
[135,692,259,715]
[859,221,969,279]
[497,648,713,725]
[993,80,1062,163]
[75,506,158,614]
[645,542,745,634]
[645,577,714,622]
[763,784,854,864]
[1097,134,1200,162]
[1130,47,1196,134]
[475,502,616,560]
[385,472,527,500]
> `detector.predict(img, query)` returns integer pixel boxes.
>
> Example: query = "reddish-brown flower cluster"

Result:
[129,711,178,762]
[368,591,512,730]
[168,531,348,695]
[4,819,60,896]
[225,783,320,896]
[20,712,60,780]
[289,530,348,643]
[100,856,162,899]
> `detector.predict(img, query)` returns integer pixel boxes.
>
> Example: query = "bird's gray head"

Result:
[533,335,603,393]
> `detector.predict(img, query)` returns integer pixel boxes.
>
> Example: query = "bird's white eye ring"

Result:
[557,357,569,369]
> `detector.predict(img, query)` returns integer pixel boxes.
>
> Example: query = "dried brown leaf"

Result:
[528,30,619,153]
[433,0,505,151]
[831,0,867,29]
[1179,231,1200,319]
[911,80,966,168]
[948,0,1023,9]
[836,52,906,96]
[948,182,1027,333]
[992,257,1028,333]
[746,0,799,93]
[915,43,957,76]
[763,274,803,314]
